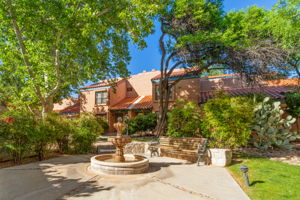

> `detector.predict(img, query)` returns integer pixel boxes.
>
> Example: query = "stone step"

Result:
[95,143,116,154]
[98,149,116,154]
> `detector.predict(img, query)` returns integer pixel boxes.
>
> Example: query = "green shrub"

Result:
[0,110,106,162]
[44,113,73,153]
[252,97,300,150]
[126,113,157,134]
[0,110,63,162]
[0,110,36,163]
[95,116,109,131]
[285,91,300,117]
[203,93,254,149]
[71,113,104,153]
[167,99,201,137]
[29,120,56,161]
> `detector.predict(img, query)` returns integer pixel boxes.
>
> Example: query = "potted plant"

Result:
[202,93,254,166]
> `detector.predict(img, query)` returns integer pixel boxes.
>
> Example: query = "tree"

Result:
[266,0,300,79]
[155,0,289,136]
[0,0,161,117]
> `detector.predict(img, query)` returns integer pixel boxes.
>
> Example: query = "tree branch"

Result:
[165,51,178,74]
[47,49,62,98]
[169,61,226,87]
[6,0,45,104]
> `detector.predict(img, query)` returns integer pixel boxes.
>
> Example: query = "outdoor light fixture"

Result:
[240,165,250,187]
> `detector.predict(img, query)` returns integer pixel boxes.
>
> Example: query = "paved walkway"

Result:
[0,155,249,200]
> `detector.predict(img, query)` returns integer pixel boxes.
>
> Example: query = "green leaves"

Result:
[167,99,202,138]
[0,109,106,161]
[266,0,300,76]
[71,113,104,153]
[202,93,254,149]
[0,0,161,113]
[126,113,157,135]
[285,91,300,117]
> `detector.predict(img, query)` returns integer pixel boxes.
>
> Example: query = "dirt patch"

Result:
[238,143,300,166]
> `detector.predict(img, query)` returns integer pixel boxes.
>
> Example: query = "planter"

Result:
[209,148,232,167]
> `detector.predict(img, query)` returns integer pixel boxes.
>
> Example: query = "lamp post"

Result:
[240,165,250,187]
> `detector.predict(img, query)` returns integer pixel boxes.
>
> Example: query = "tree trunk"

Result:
[156,108,167,136]
[42,97,54,119]
[155,79,170,137]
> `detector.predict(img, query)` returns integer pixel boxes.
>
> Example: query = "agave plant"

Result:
[252,97,300,150]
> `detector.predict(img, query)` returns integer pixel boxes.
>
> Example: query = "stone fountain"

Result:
[90,117,149,175]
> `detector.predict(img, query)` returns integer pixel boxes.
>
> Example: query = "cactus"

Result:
[252,97,300,150]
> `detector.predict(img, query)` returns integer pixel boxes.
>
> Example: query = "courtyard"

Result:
[0,155,248,200]
[0,0,300,199]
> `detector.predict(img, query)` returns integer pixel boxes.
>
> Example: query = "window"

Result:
[127,87,133,92]
[95,91,108,104]
[154,84,173,100]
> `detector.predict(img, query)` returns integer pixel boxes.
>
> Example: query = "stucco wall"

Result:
[127,70,160,96]
[175,78,200,101]
[200,77,249,92]
[109,80,127,106]
[152,77,200,112]
[53,98,77,111]
[80,89,109,113]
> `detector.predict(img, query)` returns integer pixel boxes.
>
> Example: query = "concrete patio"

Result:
[0,155,249,200]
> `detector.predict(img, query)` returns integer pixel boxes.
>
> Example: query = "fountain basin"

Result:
[90,154,149,175]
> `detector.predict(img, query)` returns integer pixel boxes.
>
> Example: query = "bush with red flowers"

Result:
[0,110,36,163]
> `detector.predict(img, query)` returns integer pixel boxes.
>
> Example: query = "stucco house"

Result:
[79,69,159,132]
[54,68,299,132]
[151,70,298,112]
[53,98,80,119]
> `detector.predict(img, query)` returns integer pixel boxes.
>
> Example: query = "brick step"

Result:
[158,144,198,150]
[161,151,198,163]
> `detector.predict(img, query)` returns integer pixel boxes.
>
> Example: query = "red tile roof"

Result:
[110,96,153,111]
[132,96,153,110]
[110,97,139,110]
[199,86,296,103]
[54,101,80,114]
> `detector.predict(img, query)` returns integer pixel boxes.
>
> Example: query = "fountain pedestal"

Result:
[108,135,131,162]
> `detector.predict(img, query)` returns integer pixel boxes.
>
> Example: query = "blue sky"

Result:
[127,0,279,75]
